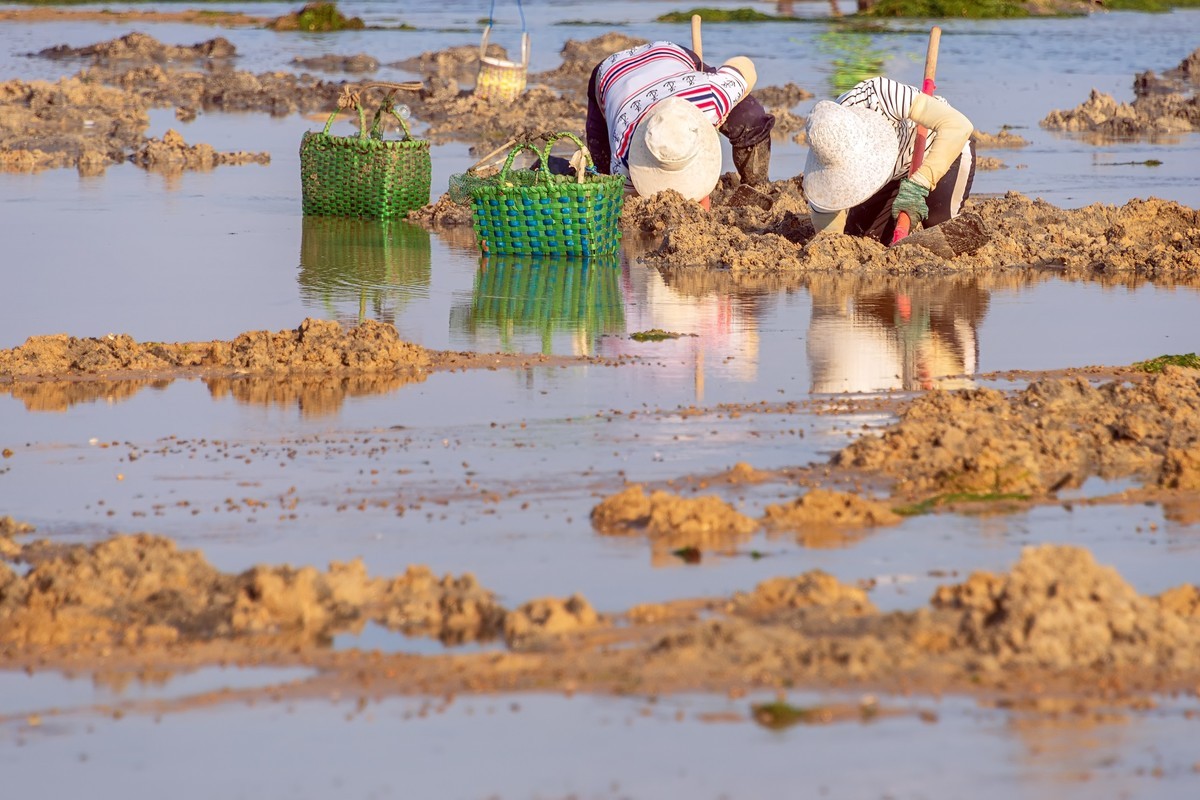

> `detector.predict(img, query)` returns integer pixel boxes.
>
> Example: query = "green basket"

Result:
[469,132,624,257]
[300,83,431,220]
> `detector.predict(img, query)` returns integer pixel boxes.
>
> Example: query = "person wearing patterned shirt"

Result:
[585,41,775,206]
[803,76,975,243]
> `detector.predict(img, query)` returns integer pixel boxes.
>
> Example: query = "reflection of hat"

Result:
[803,100,899,212]
[628,97,721,201]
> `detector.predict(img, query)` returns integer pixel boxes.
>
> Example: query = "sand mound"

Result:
[933,544,1200,670]
[836,367,1200,495]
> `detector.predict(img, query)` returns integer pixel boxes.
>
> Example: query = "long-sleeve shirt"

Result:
[811,77,974,234]
[584,42,773,191]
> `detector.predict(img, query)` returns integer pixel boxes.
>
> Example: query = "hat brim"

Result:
[803,103,900,213]
[628,106,722,202]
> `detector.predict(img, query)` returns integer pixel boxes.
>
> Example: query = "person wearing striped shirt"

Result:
[803,76,975,243]
[585,41,775,206]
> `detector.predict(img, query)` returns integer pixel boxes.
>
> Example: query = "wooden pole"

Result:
[892,26,942,245]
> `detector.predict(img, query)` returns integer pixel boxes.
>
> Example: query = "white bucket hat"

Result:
[803,100,900,212]
[628,96,721,201]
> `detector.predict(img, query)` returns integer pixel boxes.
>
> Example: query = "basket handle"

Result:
[322,82,422,141]
[497,141,545,182]
[481,0,529,67]
[541,132,593,184]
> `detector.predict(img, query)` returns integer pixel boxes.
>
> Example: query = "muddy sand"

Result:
[4,27,1200,719]
[3,311,1200,706]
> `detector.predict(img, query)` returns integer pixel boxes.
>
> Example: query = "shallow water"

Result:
[4,686,1200,799]
[2,3,1200,797]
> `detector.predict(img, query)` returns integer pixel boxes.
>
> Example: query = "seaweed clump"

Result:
[268,3,366,32]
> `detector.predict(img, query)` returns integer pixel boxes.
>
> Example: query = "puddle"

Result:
[4,5,1200,796]
[0,665,314,721]
[332,621,503,655]
[1056,476,1142,502]
[3,688,1199,798]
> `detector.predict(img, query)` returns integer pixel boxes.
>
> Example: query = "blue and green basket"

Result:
[469,132,624,257]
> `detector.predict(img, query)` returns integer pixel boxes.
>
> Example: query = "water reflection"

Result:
[808,276,989,394]
[1,379,170,412]
[2,374,424,416]
[204,373,425,417]
[816,31,887,96]
[599,264,769,403]
[452,254,626,355]
[298,217,432,326]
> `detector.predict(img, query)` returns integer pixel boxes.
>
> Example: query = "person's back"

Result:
[584,41,775,205]
[804,76,975,243]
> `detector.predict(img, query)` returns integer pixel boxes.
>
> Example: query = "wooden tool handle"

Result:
[892,26,942,245]
[691,14,703,62]
[922,27,941,91]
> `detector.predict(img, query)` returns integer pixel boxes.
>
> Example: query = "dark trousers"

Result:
[845,138,978,244]
[584,46,775,177]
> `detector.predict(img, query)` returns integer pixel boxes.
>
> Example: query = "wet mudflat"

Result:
[3,3,1200,798]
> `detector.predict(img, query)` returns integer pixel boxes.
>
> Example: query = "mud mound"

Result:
[1045,49,1200,139]
[753,82,813,110]
[835,366,1200,495]
[408,193,475,228]
[132,128,268,172]
[411,84,587,147]
[730,571,876,615]
[932,545,1200,671]
[293,53,379,74]
[0,76,148,173]
[533,33,648,94]
[2,33,350,173]
[762,489,902,530]
[591,485,760,554]
[635,186,1200,279]
[0,533,507,650]
[6,526,1200,697]
[1042,87,1198,138]
[504,594,603,646]
[392,43,511,85]
[973,128,1029,149]
[98,61,347,118]
[35,32,237,64]
[0,318,433,378]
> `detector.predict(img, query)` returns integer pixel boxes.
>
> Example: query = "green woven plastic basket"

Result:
[469,132,624,256]
[300,84,431,220]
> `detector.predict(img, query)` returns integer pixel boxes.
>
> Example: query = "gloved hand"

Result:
[891,177,930,222]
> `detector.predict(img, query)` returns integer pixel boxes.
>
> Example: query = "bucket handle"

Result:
[480,0,529,68]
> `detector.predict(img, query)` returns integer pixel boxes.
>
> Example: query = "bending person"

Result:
[585,41,775,208]
[803,76,975,243]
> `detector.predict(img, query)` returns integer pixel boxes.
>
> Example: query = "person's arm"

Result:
[584,63,612,174]
[907,93,973,190]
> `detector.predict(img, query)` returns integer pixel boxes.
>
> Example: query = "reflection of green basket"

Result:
[470,132,624,256]
[468,254,626,351]
[299,217,432,323]
[300,84,431,220]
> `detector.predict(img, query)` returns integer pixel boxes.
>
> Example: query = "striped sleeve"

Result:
[837,77,917,123]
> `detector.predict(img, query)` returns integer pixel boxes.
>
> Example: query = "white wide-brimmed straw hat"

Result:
[803,100,900,212]
[628,96,721,201]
